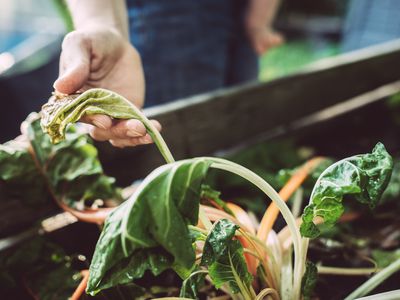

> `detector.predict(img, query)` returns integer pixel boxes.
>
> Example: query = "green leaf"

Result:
[41,89,144,144]
[92,247,173,291]
[201,219,238,266]
[0,113,120,208]
[208,240,252,294]
[300,143,393,238]
[87,158,211,295]
[201,219,253,295]
[301,261,318,300]
[0,138,48,205]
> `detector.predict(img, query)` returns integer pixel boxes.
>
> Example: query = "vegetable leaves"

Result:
[0,113,119,209]
[301,143,393,238]
[87,158,211,295]
[201,219,253,295]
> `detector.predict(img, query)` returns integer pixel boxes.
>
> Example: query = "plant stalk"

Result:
[345,257,400,300]
[207,158,303,300]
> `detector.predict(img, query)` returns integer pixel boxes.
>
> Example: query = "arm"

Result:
[66,0,129,39]
[245,0,284,55]
[54,0,161,148]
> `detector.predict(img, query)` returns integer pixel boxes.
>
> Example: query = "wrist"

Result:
[66,0,129,39]
[245,13,270,32]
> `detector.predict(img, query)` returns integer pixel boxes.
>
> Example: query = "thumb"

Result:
[54,32,91,94]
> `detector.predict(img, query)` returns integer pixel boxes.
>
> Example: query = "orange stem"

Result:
[257,157,325,243]
[57,200,113,224]
[71,270,89,300]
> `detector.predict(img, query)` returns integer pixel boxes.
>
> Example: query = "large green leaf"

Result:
[0,114,120,208]
[87,158,211,295]
[300,143,393,238]
[201,219,253,295]
[41,89,143,144]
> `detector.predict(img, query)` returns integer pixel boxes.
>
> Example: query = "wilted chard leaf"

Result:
[41,89,145,144]
[41,88,174,163]
[87,158,211,295]
[301,143,393,238]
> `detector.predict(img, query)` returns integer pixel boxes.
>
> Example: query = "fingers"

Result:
[256,31,284,55]
[88,118,161,148]
[54,31,91,94]
[109,134,153,148]
[81,114,113,130]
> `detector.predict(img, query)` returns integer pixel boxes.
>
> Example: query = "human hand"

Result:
[246,26,284,56]
[54,26,159,148]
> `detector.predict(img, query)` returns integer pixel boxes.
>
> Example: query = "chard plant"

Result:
[41,88,394,300]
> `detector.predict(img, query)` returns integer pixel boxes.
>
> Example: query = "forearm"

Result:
[66,0,129,39]
[247,0,281,29]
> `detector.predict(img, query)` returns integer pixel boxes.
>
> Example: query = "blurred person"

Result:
[54,0,283,148]
[342,0,400,52]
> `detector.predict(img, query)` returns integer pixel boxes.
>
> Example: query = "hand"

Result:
[54,26,160,148]
[245,0,284,56]
[246,26,284,56]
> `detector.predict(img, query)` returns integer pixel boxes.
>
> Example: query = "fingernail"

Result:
[126,120,145,137]
[92,119,107,129]
[126,129,143,137]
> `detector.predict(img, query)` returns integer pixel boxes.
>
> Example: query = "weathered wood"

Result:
[99,39,400,184]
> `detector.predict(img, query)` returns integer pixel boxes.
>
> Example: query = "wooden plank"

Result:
[99,39,400,184]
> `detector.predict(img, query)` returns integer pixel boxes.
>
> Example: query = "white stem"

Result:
[355,289,400,300]
[123,95,175,164]
[206,157,303,300]
[318,266,378,276]
[280,246,293,300]
[345,258,400,300]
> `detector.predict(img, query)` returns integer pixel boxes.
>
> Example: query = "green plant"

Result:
[41,88,394,299]
[0,113,120,211]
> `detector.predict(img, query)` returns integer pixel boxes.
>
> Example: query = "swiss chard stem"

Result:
[318,266,378,276]
[206,157,303,300]
[345,257,400,300]
[125,103,175,164]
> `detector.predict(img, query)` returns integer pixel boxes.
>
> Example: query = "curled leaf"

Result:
[300,143,393,238]
[41,89,142,144]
